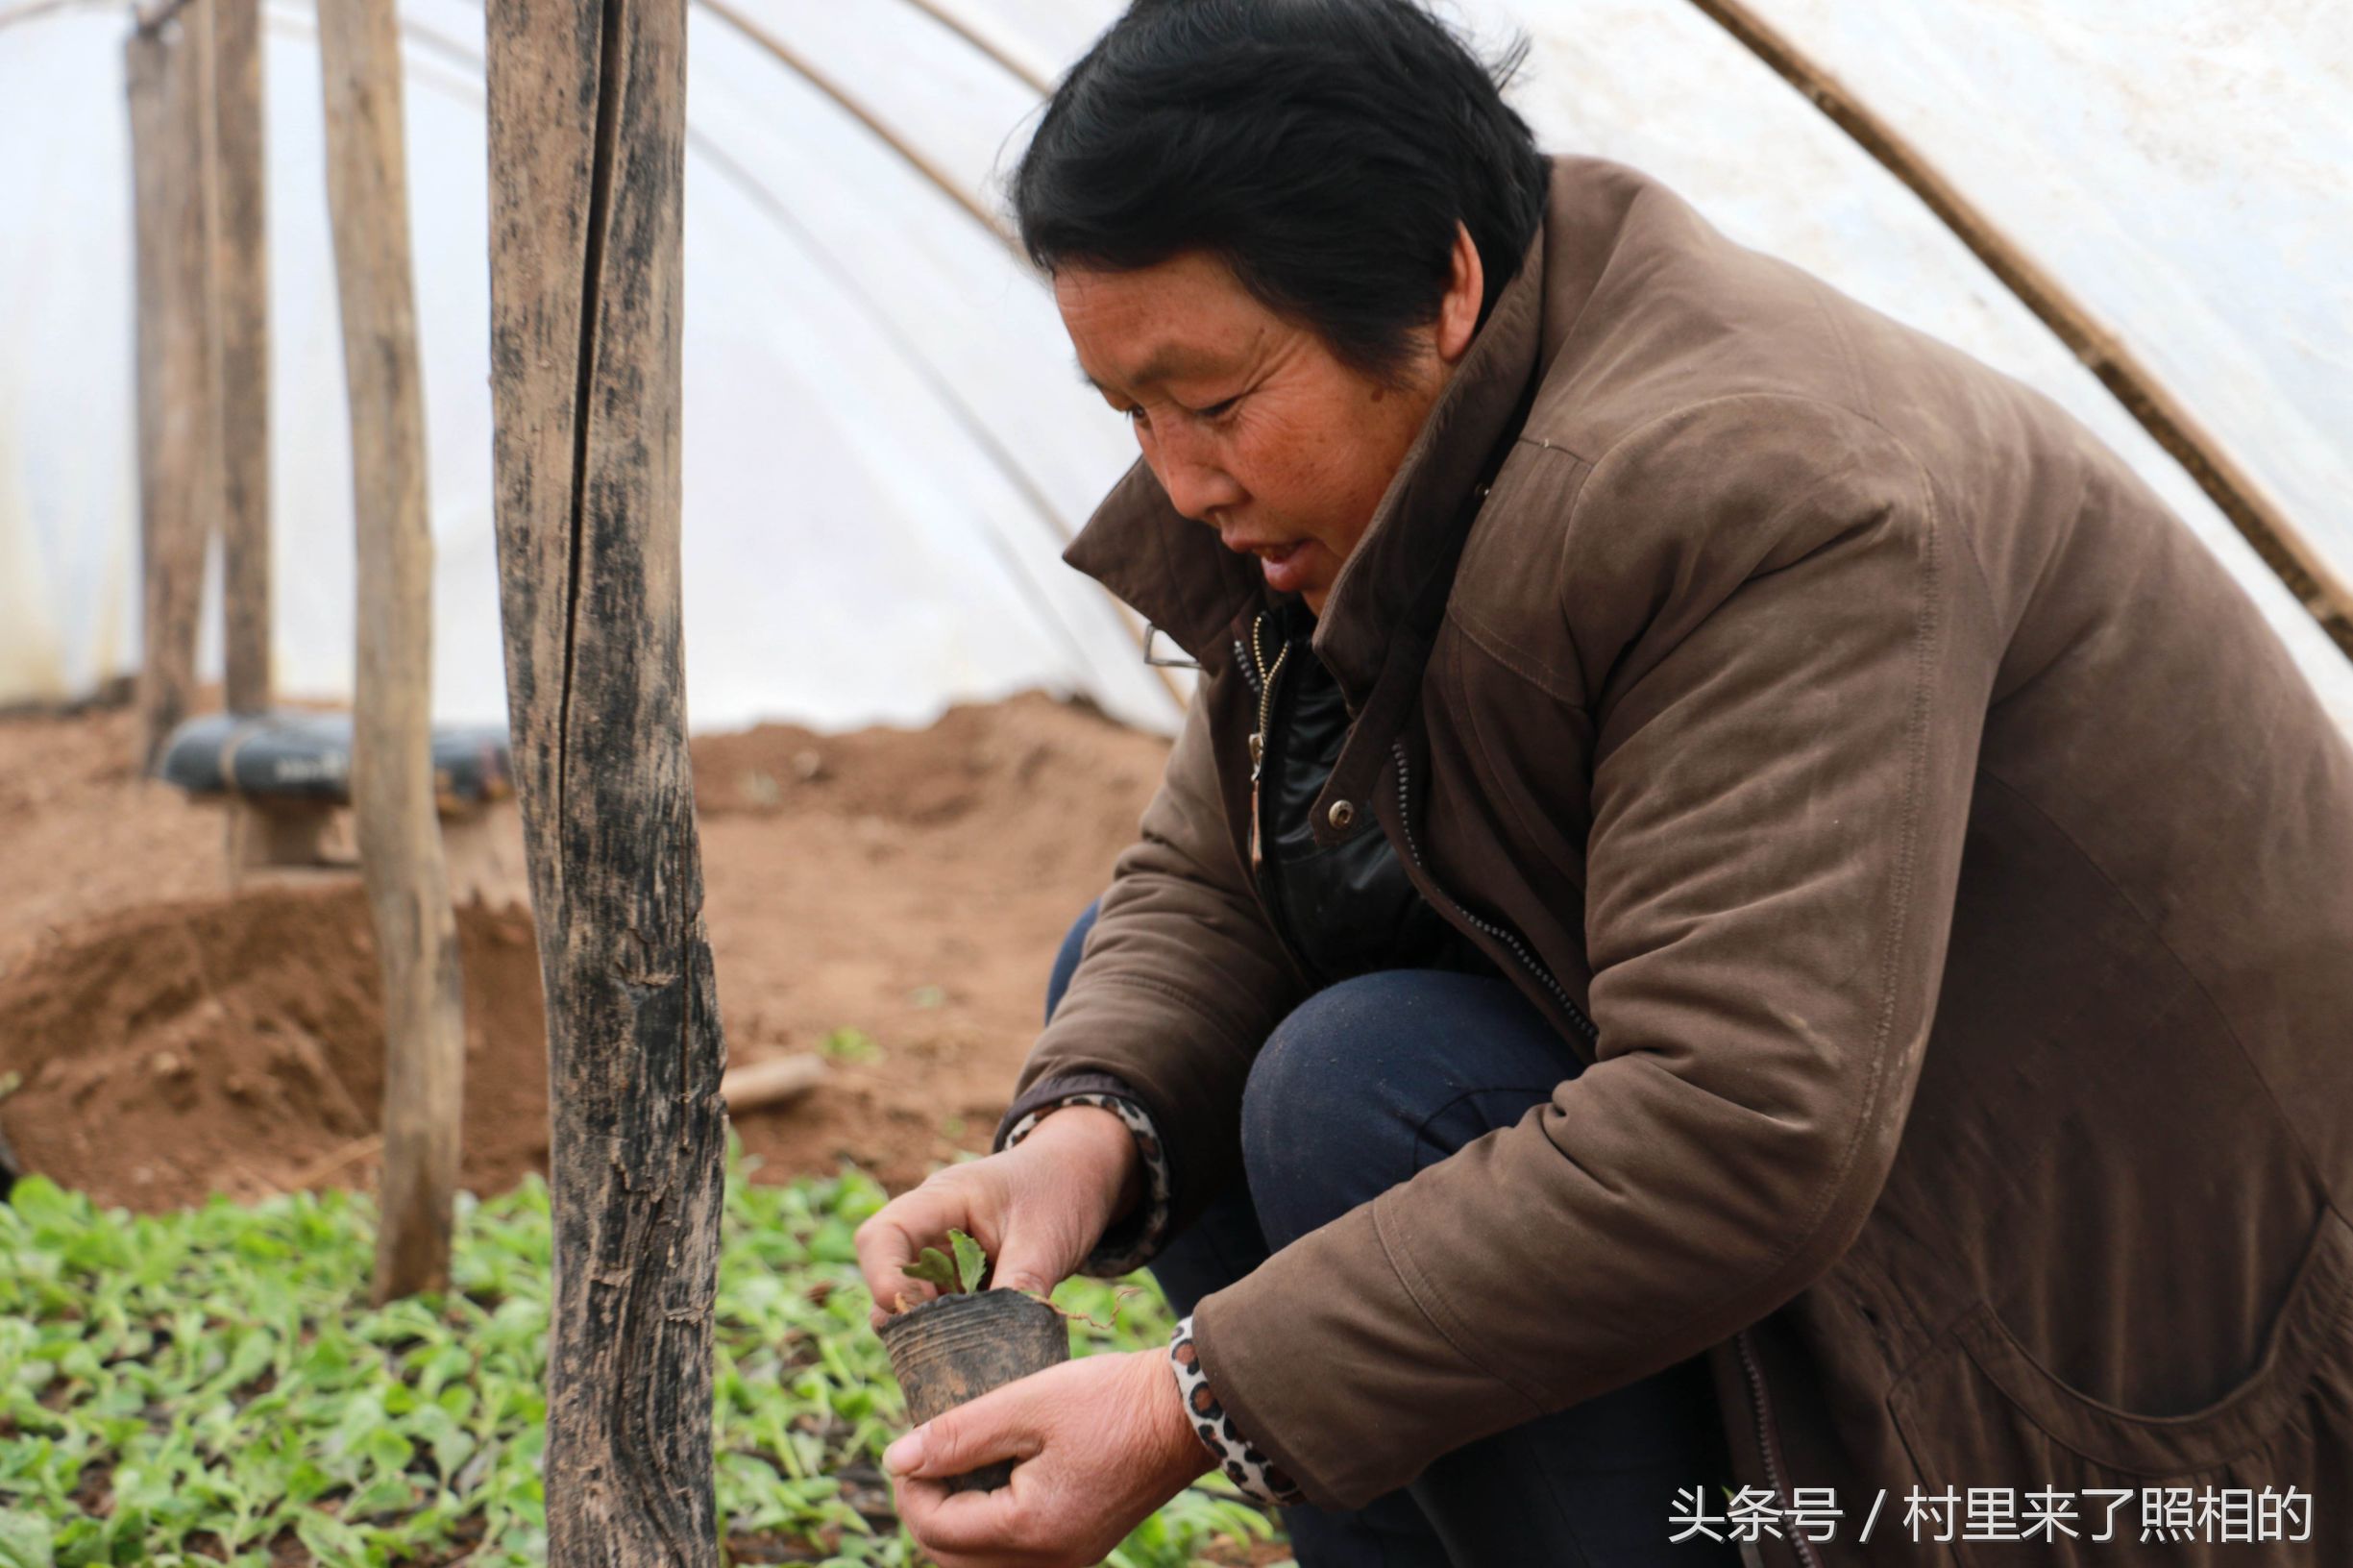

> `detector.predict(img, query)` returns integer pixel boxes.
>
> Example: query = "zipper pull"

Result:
[1246,611,1277,784]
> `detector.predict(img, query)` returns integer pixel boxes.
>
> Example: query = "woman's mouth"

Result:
[1219,529,1316,594]
[1253,539,1312,594]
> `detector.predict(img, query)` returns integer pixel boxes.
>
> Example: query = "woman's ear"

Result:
[1435,221,1484,365]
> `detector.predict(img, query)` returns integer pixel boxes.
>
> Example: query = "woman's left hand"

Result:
[883,1346,1216,1567]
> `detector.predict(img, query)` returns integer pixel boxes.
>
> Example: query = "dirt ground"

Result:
[0,692,1169,1211]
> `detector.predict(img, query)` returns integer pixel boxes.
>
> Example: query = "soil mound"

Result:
[0,887,544,1208]
[0,691,1169,1209]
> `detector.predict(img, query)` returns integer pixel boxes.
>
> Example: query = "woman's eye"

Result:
[1194,397,1239,422]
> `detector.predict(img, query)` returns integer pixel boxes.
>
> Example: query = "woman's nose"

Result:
[1146,429,1244,521]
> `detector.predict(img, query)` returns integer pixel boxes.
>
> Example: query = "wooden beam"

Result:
[694,0,1014,250]
[674,4,1189,712]
[1683,0,2353,660]
[316,0,466,1304]
[127,10,218,772]
[486,0,725,1554]
[213,0,271,714]
[893,0,1054,94]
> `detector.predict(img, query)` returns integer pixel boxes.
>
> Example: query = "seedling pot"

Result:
[879,1287,1069,1492]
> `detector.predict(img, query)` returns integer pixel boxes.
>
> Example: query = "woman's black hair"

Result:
[1010,0,1550,385]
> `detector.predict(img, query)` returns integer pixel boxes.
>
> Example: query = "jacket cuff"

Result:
[994,1069,1147,1150]
[998,1078,1172,1276]
[1170,1314,1306,1507]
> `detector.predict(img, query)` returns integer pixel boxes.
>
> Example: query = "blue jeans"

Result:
[1047,902,1742,1568]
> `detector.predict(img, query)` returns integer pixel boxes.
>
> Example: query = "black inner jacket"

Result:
[1252,598,1503,988]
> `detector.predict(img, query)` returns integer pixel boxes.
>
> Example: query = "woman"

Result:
[854,4,2353,1567]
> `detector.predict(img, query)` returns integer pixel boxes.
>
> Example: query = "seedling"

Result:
[886,1227,1146,1327]
[821,1027,881,1064]
[877,1229,1066,1493]
[899,1228,989,1300]
[1,1156,1260,1558]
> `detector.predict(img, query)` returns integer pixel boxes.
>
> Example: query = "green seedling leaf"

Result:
[897,1230,989,1300]
[0,1508,54,1568]
[901,1248,959,1293]
[819,1028,879,1064]
[949,1230,988,1295]
[4,1159,1263,1565]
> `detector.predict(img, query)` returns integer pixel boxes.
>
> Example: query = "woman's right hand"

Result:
[854,1105,1143,1331]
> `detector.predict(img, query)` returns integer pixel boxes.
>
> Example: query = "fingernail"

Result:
[884,1429,924,1475]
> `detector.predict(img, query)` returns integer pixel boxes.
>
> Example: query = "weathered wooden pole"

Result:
[127,27,170,610]
[315,0,467,1302]
[211,0,271,714]
[127,5,220,772]
[485,0,725,1554]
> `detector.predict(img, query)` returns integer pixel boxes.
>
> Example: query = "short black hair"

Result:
[1011,0,1550,385]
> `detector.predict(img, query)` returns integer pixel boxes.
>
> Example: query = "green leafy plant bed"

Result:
[0,1139,1285,1568]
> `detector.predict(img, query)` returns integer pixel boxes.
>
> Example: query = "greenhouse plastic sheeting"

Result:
[1743,0,2353,621]
[0,0,1173,733]
[0,0,2346,737]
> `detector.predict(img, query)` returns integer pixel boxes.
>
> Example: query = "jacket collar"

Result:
[1062,173,1560,702]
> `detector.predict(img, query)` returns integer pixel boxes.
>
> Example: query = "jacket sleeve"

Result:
[991,682,1310,1259]
[1186,397,2003,1508]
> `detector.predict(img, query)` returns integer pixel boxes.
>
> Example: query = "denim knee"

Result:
[1239,969,1579,1251]
[1238,973,1457,1247]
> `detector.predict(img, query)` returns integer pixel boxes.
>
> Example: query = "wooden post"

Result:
[212,0,271,715]
[127,8,219,772]
[486,0,724,1555]
[127,29,169,613]
[315,0,466,1303]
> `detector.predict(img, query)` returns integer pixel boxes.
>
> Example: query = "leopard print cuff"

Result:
[1170,1314,1306,1507]
[1001,1092,1171,1277]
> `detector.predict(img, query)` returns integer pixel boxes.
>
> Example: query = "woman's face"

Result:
[1055,226,1484,617]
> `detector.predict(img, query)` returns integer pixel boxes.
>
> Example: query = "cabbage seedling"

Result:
[900,1228,988,1299]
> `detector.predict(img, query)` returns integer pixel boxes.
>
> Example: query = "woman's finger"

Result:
[851,1181,968,1314]
[895,1472,1039,1561]
[987,1224,1077,1300]
[890,1377,1053,1562]
[888,1374,1048,1482]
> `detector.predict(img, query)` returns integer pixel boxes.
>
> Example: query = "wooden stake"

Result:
[486,0,724,1553]
[720,1053,823,1115]
[212,0,271,715]
[127,11,218,772]
[315,0,466,1303]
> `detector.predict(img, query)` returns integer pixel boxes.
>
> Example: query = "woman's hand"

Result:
[854,1106,1142,1330]
[883,1347,1215,1568]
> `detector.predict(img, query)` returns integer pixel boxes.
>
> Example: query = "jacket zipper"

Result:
[1385,736,1598,1049]
[1247,614,1290,780]
[1243,614,1291,875]
[1736,1327,1823,1568]
[1391,730,1813,1568]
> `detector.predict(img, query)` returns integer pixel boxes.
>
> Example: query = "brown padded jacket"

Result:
[993,155,2353,1564]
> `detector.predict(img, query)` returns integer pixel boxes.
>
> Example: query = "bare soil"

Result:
[0,693,1168,1211]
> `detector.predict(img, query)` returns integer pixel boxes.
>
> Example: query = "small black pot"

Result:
[878,1287,1070,1492]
